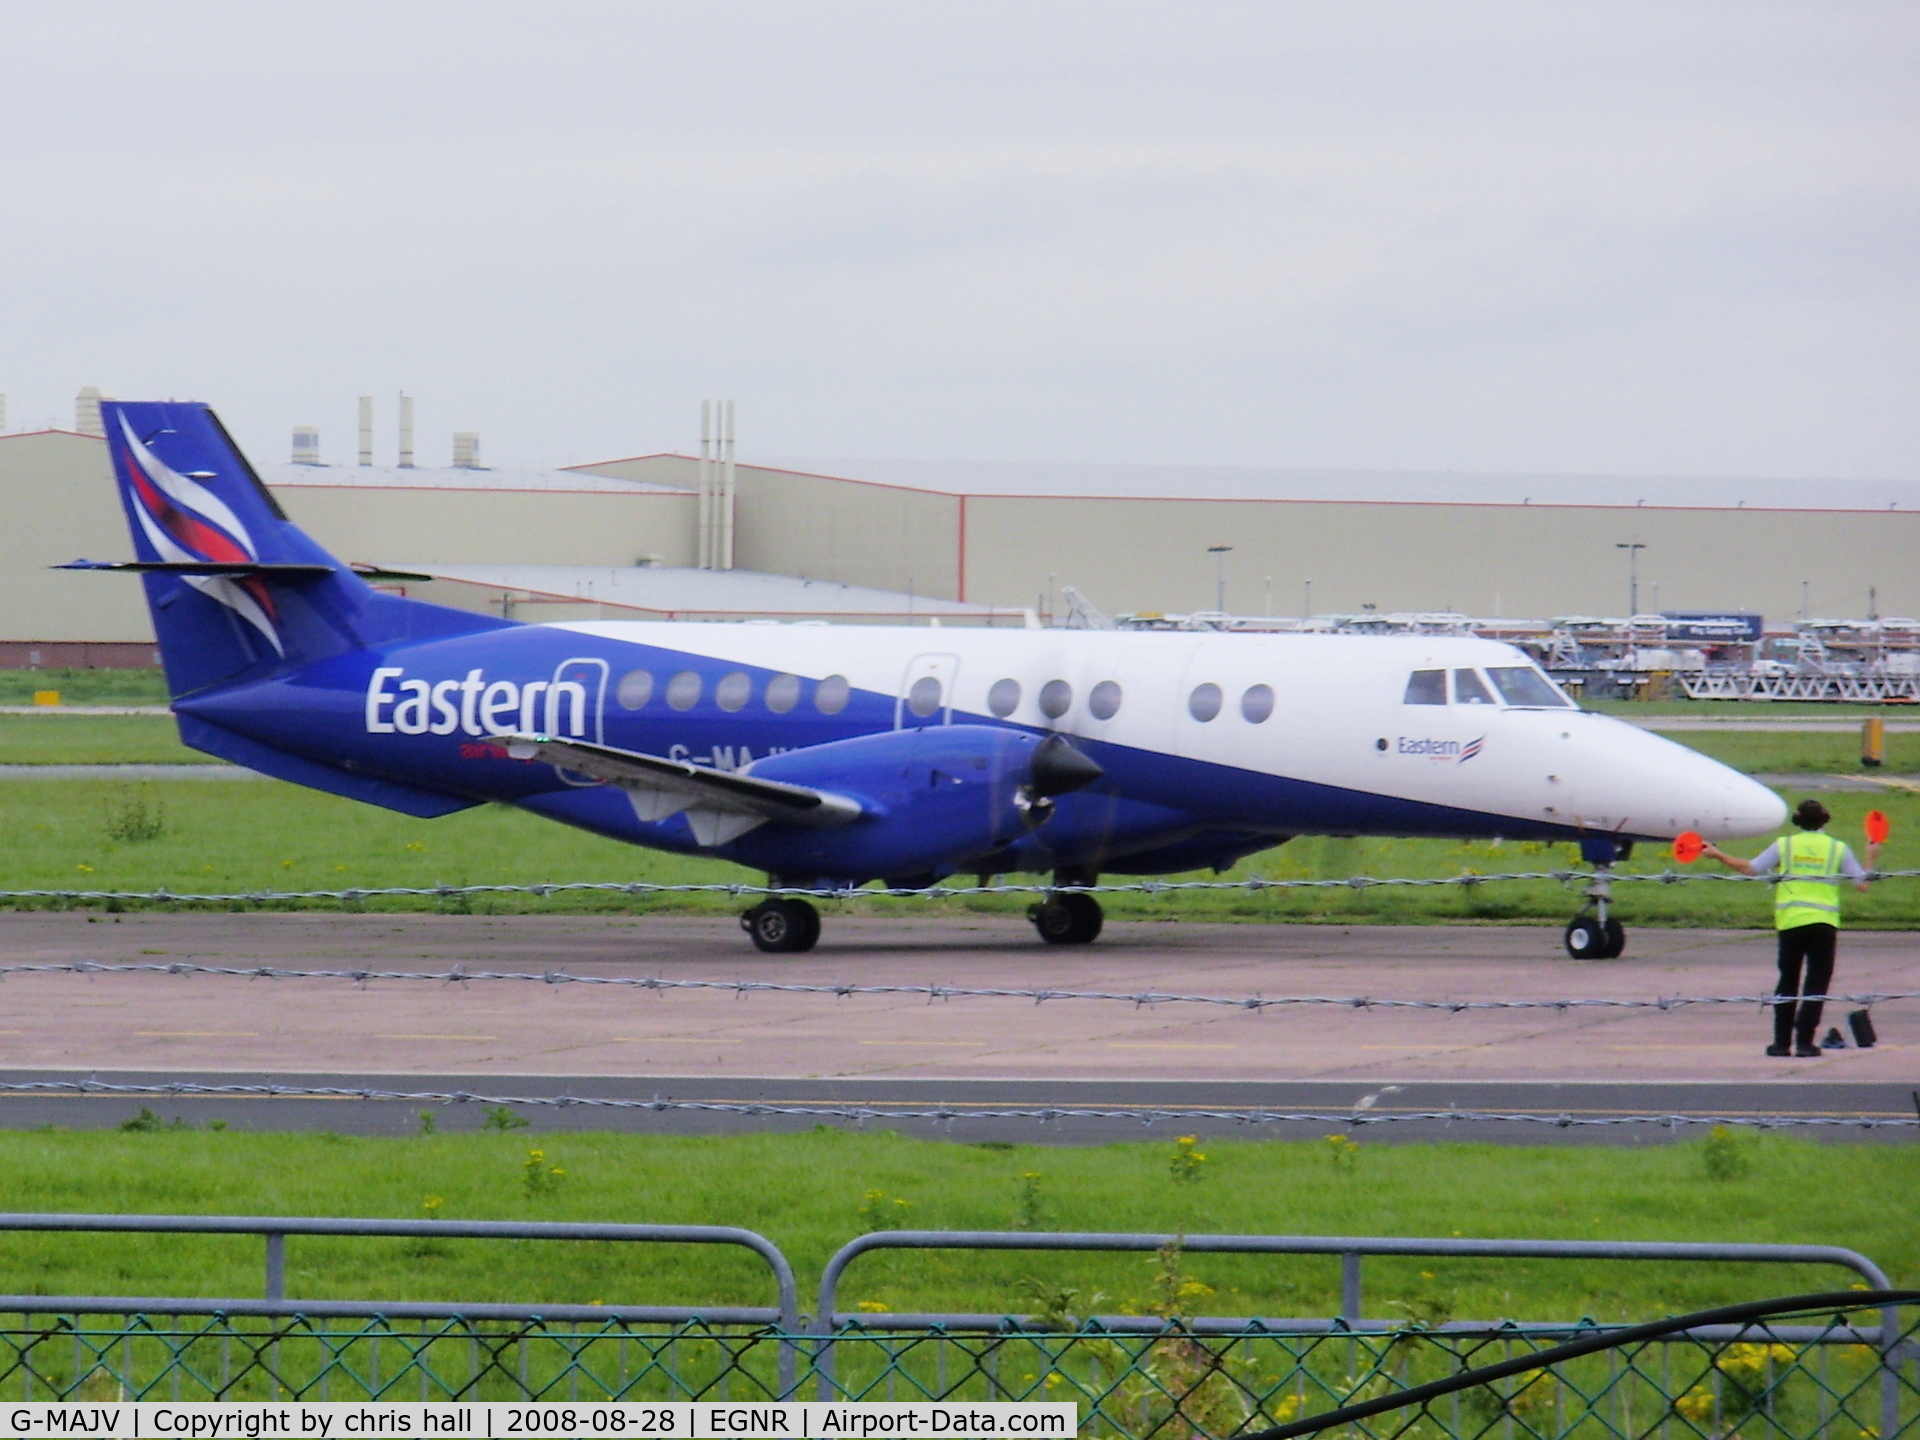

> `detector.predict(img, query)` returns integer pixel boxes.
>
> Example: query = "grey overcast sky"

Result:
[2,1,1915,479]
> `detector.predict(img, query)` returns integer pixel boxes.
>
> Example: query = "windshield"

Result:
[1453,669,1496,705]
[1403,670,1446,705]
[1487,666,1572,707]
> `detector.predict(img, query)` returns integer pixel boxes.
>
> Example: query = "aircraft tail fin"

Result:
[96,400,507,698]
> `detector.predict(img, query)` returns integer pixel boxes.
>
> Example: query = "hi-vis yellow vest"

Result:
[1775,831,1845,930]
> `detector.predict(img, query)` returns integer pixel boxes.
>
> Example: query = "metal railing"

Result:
[0,1213,800,1394]
[814,1229,1904,1433]
[0,1218,1910,1438]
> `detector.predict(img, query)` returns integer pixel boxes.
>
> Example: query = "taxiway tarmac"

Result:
[0,912,1911,1143]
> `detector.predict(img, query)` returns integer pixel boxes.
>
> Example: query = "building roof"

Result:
[260,460,690,496]
[749,456,1920,513]
[395,563,1011,620]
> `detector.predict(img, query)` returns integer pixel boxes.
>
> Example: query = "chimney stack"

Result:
[357,396,373,465]
[75,386,106,438]
[452,431,481,469]
[397,393,414,469]
[292,426,321,465]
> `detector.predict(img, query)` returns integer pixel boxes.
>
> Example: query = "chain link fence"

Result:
[0,1308,1911,1439]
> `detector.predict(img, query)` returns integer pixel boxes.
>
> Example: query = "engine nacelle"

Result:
[741,724,1100,883]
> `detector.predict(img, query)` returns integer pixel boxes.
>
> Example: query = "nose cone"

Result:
[1568,715,1787,841]
[1711,770,1788,841]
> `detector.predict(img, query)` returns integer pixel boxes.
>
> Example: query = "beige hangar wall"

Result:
[270,485,699,570]
[0,431,154,644]
[574,457,965,600]
[958,495,1920,620]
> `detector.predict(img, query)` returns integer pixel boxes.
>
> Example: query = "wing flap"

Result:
[492,732,862,838]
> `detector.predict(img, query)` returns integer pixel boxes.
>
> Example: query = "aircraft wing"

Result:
[491,732,861,847]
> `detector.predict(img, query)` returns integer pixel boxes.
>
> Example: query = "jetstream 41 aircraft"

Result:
[74,401,1785,956]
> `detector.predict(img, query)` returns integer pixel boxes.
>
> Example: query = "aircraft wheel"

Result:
[1031,893,1104,945]
[1562,914,1620,960]
[743,899,821,953]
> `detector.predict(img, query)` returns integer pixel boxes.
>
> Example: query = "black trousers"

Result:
[1775,923,1837,1048]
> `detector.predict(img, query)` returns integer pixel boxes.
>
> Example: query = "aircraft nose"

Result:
[1712,771,1787,840]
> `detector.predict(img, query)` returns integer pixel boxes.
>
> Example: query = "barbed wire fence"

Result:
[6,867,1920,909]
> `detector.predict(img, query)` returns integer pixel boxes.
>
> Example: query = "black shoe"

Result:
[1765,1044,1791,1057]
[1794,1044,1821,1058]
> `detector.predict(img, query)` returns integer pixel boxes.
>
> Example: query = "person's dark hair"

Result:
[1793,799,1830,831]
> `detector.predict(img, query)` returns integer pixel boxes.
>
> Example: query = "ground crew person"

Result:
[1701,799,1878,1057]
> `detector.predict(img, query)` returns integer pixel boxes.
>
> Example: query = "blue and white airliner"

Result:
[70,402,1785,956]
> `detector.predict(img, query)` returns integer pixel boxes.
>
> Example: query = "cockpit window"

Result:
[1488,665,1572,707]
[1403,669,1446,705]
[1453,669,1496,705]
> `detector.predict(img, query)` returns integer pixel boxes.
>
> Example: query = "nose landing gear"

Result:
[1563,837,1629,959]
[1030,871,1105,945]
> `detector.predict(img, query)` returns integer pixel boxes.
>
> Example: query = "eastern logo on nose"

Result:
[116,414,282,654]
[1458,736,1484,764]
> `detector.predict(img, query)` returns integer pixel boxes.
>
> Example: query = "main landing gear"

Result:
[742,897,820,953]
[1030,874,1105,946]
[1562,838,1630,960]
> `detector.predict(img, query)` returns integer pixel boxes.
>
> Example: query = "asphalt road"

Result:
[1,1071,1909,1145]
[0,912,1911,1143]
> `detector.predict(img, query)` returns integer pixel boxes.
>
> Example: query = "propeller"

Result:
[1017,735,1104,828]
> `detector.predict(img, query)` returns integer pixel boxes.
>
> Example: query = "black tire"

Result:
[1031,892,1104,945]
[1563,915,1611,960]
[743,899,821,953]
[1598,918,1626,959]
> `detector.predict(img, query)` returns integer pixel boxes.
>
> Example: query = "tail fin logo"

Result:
[116,414,284,656]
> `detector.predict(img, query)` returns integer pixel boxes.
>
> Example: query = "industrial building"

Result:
[4,388,1919,667]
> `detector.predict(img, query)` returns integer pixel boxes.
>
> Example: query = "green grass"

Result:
[1661,728,1920,773]
[5,777,1916,924]
[0,715,210,765]
[0,1128,1906,1321]
[0,668,168,706]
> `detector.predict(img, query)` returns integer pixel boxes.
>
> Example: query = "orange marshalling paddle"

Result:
[1672,831,1706,864]
[1865,810,1891,846]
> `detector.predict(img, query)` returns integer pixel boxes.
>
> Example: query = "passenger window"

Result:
[988,678,1021,717]
[1488,666,1572,707]
[1240,683,1274,723]
[666,671,702,711]
[764,673,801,713]
[1188,682,1222,722]
[1453,669,1496,705]
[907,675,943,717]
[715,671,752,712]
[1403,670,1446,705]
[615,670,653,710]
[814,674,850,714]
[1088,680,1122,720]
[1039,679,1072,719]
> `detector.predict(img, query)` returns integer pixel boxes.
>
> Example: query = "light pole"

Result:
[1207,545,1232,613]
[1615,542,1646,617]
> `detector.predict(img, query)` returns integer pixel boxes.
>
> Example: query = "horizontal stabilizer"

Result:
[58,559,336,578]
[492,732,861,847]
